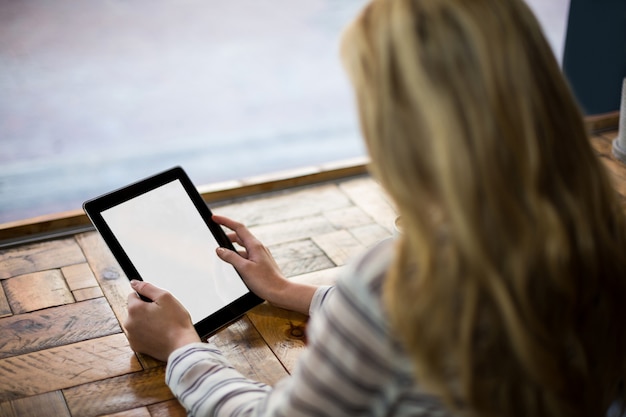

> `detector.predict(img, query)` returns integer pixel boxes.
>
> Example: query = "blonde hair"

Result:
[341,0,626,416]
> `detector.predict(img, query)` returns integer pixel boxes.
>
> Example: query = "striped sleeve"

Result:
[166,343,272,417]
[308,285,333,316]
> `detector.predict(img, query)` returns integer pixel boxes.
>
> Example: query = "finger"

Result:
[130,280,167,301]
[226,231,243,246]
[213,215,258,245]
[127,291,145,312]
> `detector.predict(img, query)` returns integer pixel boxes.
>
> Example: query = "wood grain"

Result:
[289,266,343,287]
[4,391,71,417]
[0,283,11,318]
[590,130,614,153]
[61,262,99,291]
[0,401,15,417]
[100,407,152,417]
[249,215,337,246]
[73,286,105,301]
[0,238,86,279]
[246,303,308,374]
[269,238,335,277]
[590,132,626,200]
[3,269,74,314]
[322,205,376,230]
[339,178,397,232]
[147,400,187,417]
[585,110,620,133]
[0,333,141,402]
[349,223,392,248]
[211,316,290,386]
[214,183,352,227]
[0,297,121,359]
[74,232,132,327]
[63,366,173,417]
[312,230,366,266]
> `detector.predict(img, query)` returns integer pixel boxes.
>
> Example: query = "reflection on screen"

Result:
[101,179,249,323]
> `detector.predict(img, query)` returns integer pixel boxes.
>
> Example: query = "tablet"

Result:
[83,166,263,339]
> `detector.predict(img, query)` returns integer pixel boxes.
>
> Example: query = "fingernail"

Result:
[130,279,139,287]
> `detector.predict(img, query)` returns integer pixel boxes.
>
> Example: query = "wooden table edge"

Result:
[0,158,370,247]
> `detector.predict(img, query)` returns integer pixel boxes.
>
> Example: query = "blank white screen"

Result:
[101,179,249,323]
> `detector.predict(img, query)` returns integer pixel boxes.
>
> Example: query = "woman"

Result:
[124,0,626,416]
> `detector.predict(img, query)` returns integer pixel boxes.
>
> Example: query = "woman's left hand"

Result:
[124,280,201,362]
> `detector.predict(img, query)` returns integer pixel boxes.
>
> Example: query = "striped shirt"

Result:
[165,238,451,416]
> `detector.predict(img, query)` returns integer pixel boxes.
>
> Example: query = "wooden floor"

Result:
[0,128,623,417]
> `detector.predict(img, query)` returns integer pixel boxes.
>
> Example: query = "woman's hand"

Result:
[124,280,201,362]
[213,215,318,315]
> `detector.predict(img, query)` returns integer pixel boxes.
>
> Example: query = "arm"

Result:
[165,261,411,417]
[130,238,426,417]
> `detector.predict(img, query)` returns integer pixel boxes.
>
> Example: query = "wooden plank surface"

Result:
[211,316,290,386]
[339,178,397,232]
[3,270,74,314]
[101,407,152,417]
[0,298,121,359]
[312,229,367,266]
[0,283,11,318]
[0,238,86,279]
[61,263,100,291]
[590,131,626,211]
[214,182,354,227]
[63,366,173,417]
[246,303,309,374]
[6,391,71,417]
[0,333,141,402]
[147,400,188,417]
[73,286,105,301]
[289,266,343,287]
[74,232,132,328]
[0,401,15,417]
[269,239,335,277]
[0,174,400,416]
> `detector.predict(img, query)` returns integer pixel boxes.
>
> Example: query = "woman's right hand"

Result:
[213,215,318,315]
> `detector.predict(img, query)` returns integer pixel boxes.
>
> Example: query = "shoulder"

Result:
[337,237,395,313]
[309,238,396,348]
[309,238,395,316]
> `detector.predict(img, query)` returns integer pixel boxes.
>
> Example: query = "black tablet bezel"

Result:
[83,166,263,339]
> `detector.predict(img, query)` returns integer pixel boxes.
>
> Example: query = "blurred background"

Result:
[0,0,569,224]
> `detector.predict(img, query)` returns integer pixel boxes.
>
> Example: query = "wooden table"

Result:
[0,175,397,417]
[1,127,623,417]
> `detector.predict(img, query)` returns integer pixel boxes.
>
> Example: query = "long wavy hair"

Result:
[341,0,626,416]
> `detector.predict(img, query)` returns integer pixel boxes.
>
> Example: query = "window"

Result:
[0,0,368,224]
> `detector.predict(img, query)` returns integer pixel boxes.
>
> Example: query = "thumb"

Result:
[216,247,247,270]
[130,280,166,301]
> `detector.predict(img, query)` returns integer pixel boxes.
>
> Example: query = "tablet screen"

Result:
[100,179,249,323]
[84,166,262,338]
